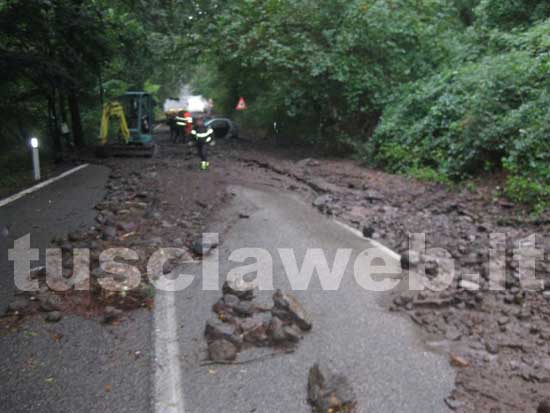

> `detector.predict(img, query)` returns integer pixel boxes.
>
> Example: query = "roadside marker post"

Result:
[30,137,41,181]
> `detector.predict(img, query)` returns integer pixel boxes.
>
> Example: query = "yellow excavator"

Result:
[96,91,158,157]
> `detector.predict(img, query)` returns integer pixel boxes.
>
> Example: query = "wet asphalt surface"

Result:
[0,157,455,413]
[0,164,152,413]
[174,186,454,412]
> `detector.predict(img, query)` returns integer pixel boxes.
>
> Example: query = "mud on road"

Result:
[5,128,549,412]
[237,147,550,413]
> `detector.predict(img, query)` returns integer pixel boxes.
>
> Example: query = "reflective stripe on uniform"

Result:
[195,128,213,138]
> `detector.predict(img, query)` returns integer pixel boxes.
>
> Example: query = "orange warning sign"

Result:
[236,97,247,111]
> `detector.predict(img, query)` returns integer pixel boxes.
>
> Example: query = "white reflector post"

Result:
[30,138,40,181]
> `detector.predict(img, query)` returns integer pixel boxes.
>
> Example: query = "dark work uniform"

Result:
[191,124,214,170]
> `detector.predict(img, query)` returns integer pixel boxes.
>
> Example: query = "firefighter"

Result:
[183,110,193,142]
[175,110,193,143]
[168,112,177,142]
[190,115,214,170]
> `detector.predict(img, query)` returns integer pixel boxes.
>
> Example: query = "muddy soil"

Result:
[6,127,549,411]
[236,145,550,412]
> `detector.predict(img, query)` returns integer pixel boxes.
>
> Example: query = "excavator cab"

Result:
[122,92,154,144]
[96,91,157,157]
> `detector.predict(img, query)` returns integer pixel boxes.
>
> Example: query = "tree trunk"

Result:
[48,92,63,159]
[68,90,85,148]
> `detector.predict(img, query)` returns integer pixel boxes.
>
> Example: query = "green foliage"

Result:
[189,0,449,145]
[1,0,549,211]
[369,19,550,209]
[475,0,550,29]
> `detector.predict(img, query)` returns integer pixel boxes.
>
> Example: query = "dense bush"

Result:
[368,20,550,209]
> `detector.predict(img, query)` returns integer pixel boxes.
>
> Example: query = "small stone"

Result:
[307,363,356,412]
[444,397,465,411]
[208,339,237,362]
[269,317,286,343]
[223,294,240,309]
[283,325,302,343]
[498,316,510,326]
[272,290,312,331]
[459,280,480,291]
[45,311,63,323]
[117,222,137,232]
[102,226,117,240]
[425,260,438,276]
[234,301,254,317]
[103,306,123,324]
[446,327,462,341]
[485,341,499,355]
[400,250,420,270]
[222,281,254,301]
[38,295,61,313]
[67,231,84,242]
[205,318,241,347]
[450,354,470,368]
[312,194,332,208]
[362,225,375,238]
[191,239,218,256]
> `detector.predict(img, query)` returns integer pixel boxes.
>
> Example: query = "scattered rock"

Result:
[450,354,470,368]
[362,225,375,238]
[459,280,480,291]
[269,317,287,343]
[191,239,218,256]
[485,341,499,355]
[272,290,312,331]
[312,194,332,209]
[102,226,117,240]
[208,339,238,362]
[205,318,241,347]
[444,397,465,411]
[400,250,420,270]
[234,301,254,317]
[283,324,302,343]
[223,294,240,309]
[103,306,123,324]
[307,362,357,413]
[222,281,255,301]
[45,311,63,323]
[38,295,61,313]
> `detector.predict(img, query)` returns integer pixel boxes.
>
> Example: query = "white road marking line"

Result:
[0,164,89,208]
[153,291,185,413]
[333,219,402,262]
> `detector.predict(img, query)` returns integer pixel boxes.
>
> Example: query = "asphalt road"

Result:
[171,186,455,413]
[0,165,152,413]
[1,162,454,413]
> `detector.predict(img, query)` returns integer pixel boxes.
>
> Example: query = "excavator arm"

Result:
[100,101,130,145]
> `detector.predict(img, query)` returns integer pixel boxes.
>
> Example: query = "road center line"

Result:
[333,219,402,262]
[153,291,185,413]
[0,164,89,208]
